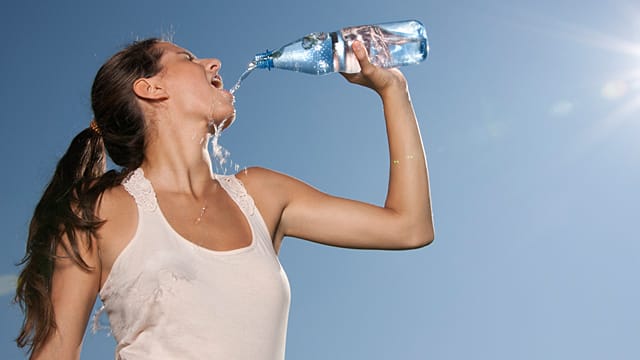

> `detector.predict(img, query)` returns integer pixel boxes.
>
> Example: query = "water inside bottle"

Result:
[340,24,425,73]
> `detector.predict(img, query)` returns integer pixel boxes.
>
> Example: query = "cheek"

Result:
[209,95,235,119]
[171,81,210,111]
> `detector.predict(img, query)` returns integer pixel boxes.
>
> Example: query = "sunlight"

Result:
[503,6,640,160]
[548,13,640,140]
[506,6,640,138]
[602,80,629,100]
[592,68,640,138]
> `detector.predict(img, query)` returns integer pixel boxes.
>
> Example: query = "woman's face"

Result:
[152,42,236,129]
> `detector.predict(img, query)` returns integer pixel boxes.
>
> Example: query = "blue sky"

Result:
[1,0,639,359]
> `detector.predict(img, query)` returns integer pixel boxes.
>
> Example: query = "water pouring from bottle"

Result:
[219,20,427,174]
[229,61,258,95]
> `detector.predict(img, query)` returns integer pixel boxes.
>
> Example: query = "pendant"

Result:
[194,203,207,225]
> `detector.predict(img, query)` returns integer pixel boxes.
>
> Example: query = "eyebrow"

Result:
[177,50,197,59]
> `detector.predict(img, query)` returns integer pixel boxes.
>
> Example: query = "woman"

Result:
[15,38,434,359]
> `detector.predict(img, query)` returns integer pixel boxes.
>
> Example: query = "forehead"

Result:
[155,42,197,67]
[157,42,189,53]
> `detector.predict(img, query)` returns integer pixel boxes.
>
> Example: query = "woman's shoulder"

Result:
[235,166,299,194]
[234,166,320,207]
[234,167,294,208]
[98,184,136,217]
[96,184,138,240]
[235,166,294,186]
[95,184,139,270]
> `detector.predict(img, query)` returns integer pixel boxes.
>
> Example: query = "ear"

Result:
[133,78,169,100]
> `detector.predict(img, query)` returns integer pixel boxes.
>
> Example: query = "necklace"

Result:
[194,200,208,225]
[193,181,217,225]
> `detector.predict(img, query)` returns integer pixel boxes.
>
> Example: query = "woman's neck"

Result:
[141,122,215,196]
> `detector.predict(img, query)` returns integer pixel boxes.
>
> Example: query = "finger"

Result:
[352,41,374,72]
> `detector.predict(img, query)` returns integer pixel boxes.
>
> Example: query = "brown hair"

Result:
[14,38,165,354]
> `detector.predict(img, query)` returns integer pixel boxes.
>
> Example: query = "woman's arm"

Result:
[243,41,434,251]
[30,232,100,360]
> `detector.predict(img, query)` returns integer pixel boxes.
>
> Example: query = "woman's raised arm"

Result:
[243,41,434,251]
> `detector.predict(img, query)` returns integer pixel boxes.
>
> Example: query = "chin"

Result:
[222,114,236,130]
[209,113,236,133]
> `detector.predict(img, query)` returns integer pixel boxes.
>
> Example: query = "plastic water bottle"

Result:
[253,20,428,75]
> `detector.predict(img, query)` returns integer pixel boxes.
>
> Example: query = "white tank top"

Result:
[98,168,291,360]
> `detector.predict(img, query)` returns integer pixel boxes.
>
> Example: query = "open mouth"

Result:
[211,75,223,89]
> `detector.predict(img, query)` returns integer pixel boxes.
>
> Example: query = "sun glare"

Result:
[549,12,640,141]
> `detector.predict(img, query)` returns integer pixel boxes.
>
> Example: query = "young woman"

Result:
[15,38,434,359]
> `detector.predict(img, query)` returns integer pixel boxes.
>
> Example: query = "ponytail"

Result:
[15,37,163,355]
[14,127,115,353]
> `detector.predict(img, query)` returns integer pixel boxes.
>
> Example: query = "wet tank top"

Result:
[98,168,291,359]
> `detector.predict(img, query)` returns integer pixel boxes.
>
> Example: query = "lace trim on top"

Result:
[122,168,158,213]
[216,174,255,217]
[93,168,157,333]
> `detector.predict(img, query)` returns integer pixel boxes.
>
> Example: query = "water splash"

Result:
[210,120,228,172]
[206,61,256,174]
[209,120,241,175]
[229,61,257,95]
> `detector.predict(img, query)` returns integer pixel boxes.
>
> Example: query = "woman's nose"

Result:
[205,58,221,72]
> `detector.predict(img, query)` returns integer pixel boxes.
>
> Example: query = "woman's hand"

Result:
[340,41,408,98]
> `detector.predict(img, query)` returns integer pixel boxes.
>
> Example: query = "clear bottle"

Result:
[253,20,428,75]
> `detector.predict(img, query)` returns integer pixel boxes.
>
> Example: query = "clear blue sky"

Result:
[1,0,639,359]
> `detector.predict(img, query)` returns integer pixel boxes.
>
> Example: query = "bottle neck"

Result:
[254,50,275,70]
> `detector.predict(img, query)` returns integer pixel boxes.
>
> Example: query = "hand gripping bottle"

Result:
[253,20,428,75]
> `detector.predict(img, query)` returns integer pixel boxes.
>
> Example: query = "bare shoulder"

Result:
[234,167,301,246]
[235,166,286,183]
[235,166,310,202]
[235,166,285,202]
[236,166,309,190]
[95,184,138,279]
[97,184,137,221]
[234,167,273,190]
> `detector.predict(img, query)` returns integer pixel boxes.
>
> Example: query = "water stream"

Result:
[205,61,261,174]
[229,61,257,95]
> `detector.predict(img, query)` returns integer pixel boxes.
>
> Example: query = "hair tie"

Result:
[89,119,102,136]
